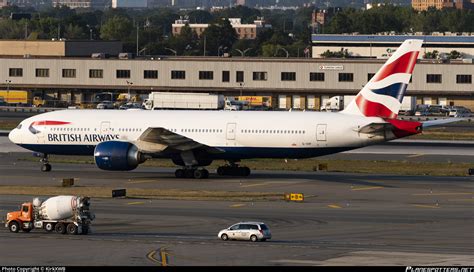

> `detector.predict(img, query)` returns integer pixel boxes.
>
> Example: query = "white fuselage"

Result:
[9,109,387,159]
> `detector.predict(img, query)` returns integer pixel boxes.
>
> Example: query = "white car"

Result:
[96,101,114,109]
[218,222,271,242]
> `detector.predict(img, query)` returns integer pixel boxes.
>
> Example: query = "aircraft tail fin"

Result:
[342,39,423,119]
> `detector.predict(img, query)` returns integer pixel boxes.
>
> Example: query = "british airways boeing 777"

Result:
[8,39,454,178]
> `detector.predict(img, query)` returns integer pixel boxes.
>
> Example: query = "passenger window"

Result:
[249,225,258,230]
[22,205,28,212]
[230,225,239,230]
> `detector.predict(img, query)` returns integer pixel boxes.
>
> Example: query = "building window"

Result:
[310,72,324,82]
[62,69,76,78]
[236,71,244,82]
[9,68,23,77]
[253,72,268,81]
[89,69,103,78]
[35,68,49,78]
[281,72,296,81]
[338,73,353,82]
[171,70,186,79]
[367,73,375,82]
[426,74,442,83]
[116,70,130,79]
[222,71,230,82]
[199,71,213,80]
[144,70,158,79]
[456,74,472,84]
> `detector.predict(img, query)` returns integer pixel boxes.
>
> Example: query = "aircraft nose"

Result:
[8,128,17,143]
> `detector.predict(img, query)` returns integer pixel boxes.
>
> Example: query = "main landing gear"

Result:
[217,163,251,177]
[40,153,52,172]
[175,168,209,179]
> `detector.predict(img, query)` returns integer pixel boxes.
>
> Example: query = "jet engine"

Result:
[94,141,145,171]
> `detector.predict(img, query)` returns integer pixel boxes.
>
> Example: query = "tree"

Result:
[100,16,132,41]
[447,50,462,59]
[423,50,439,59]
[64,24,85,39]
[200,19,237,56]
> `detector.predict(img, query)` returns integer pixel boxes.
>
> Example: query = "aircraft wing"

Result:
[421,118,463,128]
[135,127,224,154]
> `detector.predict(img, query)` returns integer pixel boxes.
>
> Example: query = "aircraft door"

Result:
[226,123,236,145]
[316,124,327,141]
[100,121,111,134]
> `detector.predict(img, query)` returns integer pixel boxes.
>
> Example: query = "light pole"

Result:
[5,80,11,104]
[87,25,93,40]
[165,47,177,56]
[239,82,244,97]
[126,81,133,102]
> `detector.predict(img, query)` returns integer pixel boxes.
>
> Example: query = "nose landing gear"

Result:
[39,153,52,172]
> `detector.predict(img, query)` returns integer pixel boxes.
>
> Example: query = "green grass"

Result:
[0,185,282,201]
[19,156,474,176]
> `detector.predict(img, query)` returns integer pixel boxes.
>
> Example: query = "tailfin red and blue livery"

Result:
[343,39,423,119]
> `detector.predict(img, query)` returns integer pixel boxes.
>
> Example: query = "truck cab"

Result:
[6,202,33,233]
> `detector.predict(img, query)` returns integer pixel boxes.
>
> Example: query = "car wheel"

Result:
[221,234,228,241]
[250,235,258,242]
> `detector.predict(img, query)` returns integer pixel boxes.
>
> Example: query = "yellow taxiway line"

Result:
[351,186,384,191]
[327,204,342,209]
[412,204,440,209]
[126,201,145,205]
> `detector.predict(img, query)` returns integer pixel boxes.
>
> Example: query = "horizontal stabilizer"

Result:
[422,118,463,128]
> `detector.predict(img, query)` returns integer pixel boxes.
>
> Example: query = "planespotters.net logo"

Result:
[406,267,474,272]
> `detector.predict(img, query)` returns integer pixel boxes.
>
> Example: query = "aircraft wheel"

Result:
[41,164,51,172]
[175,169,185,178]
[202,169,209,179]
[217,166,225,176]
[242,167,251,176]
[193,169,204,179]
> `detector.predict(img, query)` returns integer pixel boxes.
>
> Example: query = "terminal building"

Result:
[311,34,474,59]
[0,38,473,110]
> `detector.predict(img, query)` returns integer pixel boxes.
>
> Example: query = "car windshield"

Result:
[16,124,22,129]
[229,224,239,230]
[260,224,268,230]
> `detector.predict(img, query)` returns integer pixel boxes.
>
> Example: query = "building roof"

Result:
[312,34,474,44]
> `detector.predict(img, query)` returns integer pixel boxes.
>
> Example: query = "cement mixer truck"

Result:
[5,195,94,235]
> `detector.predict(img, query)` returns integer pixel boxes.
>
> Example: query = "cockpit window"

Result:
[16,124,22,129]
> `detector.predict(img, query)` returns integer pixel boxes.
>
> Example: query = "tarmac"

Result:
[0,143,473,265]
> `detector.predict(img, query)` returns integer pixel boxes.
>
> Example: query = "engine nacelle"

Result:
[94,141,144,171]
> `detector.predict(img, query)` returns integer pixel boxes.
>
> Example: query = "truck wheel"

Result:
[9,221,19,233]
[55,223,66,234]
[67,224,78,235]
[45,222,54,232]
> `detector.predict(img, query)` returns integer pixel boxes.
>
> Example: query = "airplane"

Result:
[8,39,458,179]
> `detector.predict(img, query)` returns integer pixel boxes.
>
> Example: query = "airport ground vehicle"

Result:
[119,102,142,110]
[97,101,114,109]
[5,195,94,235]
[234,96,272,109]
[218,222,271,242]
[0,90,31,106]
[449,106,472,117]
[32,96,69,108]
[321,96,344,111]
[143,92,226,110]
